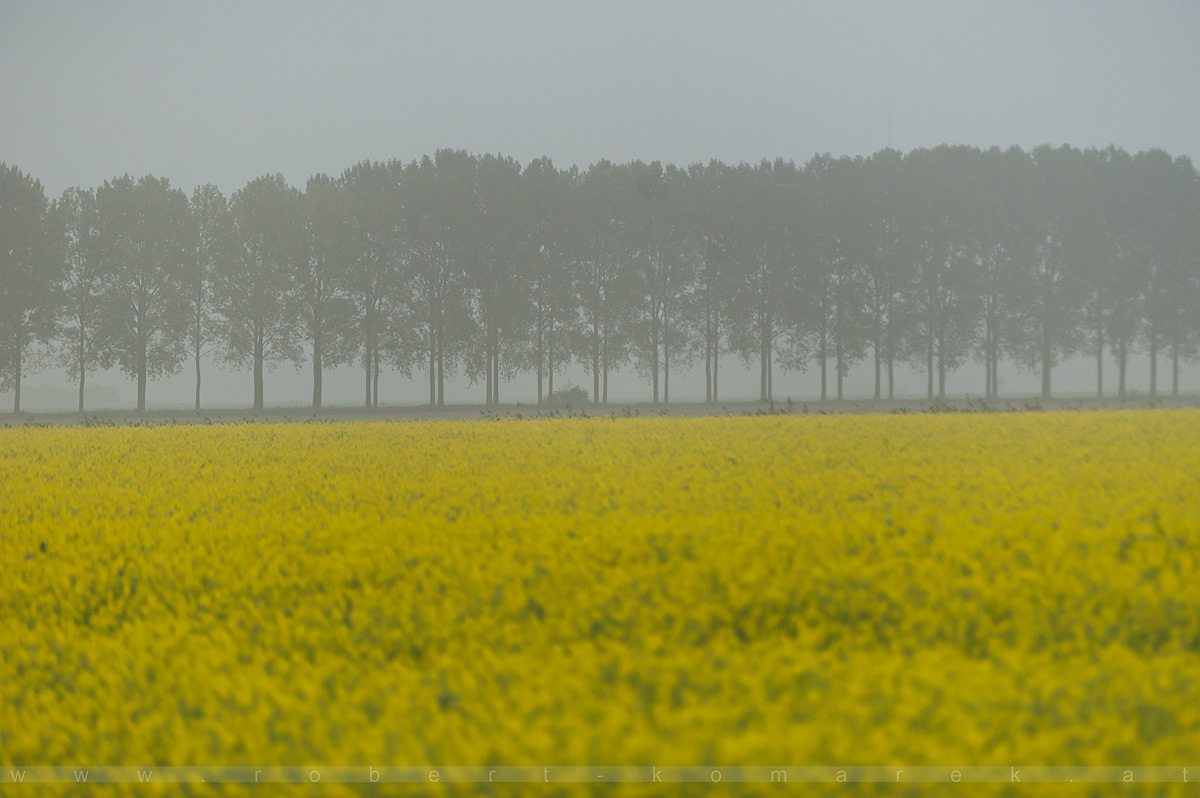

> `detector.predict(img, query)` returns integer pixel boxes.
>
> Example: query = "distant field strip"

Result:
[2,412,1199,795]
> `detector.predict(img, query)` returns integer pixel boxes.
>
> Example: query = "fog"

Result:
[5,353,1193,413]
[3,1,1198,410]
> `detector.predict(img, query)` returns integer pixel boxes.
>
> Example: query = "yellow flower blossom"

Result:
[2,410,1198,796]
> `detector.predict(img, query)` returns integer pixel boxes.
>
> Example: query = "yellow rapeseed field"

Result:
[2,410,1199,796]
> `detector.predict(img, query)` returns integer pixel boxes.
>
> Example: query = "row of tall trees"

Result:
[2,145,1198,412]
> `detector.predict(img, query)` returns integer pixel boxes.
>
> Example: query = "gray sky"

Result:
[4,1,1198,198]
[3,1,1198,408]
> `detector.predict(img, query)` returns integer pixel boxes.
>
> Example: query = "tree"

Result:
[811,156,870,401]
[1067,147,1129,400]
[341,160,404,407]
[97,174,190,412]
[524,157,580,403]
[218,174,302,412]
[0,163,58,412]
[1184,158,1200,388]
[5,146,1200,409]
[53,186,108,412]
[903,147,980,400]
[625,161,697,403]
[187,184,229,411]
[470,153,530,406]
[1133,152,1200,397]
[728,160,800,402]
[856,149,919,400]
[971,147,1033,400]
[297,174,357,409]
[688,160,739,402]
[577,160,633,404]
[1100,148,1147,398]
[1006,146,1088,399]
[403,151,475,406]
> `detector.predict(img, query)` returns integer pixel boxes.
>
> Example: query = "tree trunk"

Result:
[1118,336,1127,398]
[985,340,992,400]
[836,332,844,402]
[767,347,773,401]
[926,330,934,401]
[485,338,493,406]
[549,326,556,398]
[819,322,827,401]
[991,346,999,400]
[536,323,544,404]
[711,313,720,403]
[78,330,87,413]
[602,338,609,404]
[194,347,202,412]
[1149,325,1158,398]
[873,321,881,401]
[1096,316,1104,399]
[592,342,600,405]
[834,296,843,401]
[760,303,770,402]
[365,333,373,408]
[713,335,719,403]
[253,342,264,413]
[1041,314,1052,400]
[984,326,992,399]
[548,325,555,399]
[664,344,670,405]
[704,316,712,403]
[760,327,768,402]
[887,345,895,402]
[312,339,323,409]
[137,345,147,413]
[428,330,436,406]
[936,331,946,400]
[992,332,1000,399]
[651,332,660,405]
[437,346,444,406]
[372,346,379,408]
[13,348,21,413]
[1171,334,1179,397]
[988,333,998,398]
[488,325,497,406]
[663,314,670,405]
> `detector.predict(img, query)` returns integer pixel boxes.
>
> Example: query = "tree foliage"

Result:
[4,145,1199,411]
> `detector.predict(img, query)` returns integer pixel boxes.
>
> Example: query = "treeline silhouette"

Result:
[1,145,1198,413]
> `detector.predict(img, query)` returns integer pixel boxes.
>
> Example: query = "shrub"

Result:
[545,382,589,408]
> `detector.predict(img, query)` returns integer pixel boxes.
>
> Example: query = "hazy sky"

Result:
[4,1,1198,198]
[3,1,1198,407]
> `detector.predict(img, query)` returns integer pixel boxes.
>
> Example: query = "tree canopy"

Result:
[1,145,1197,411]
